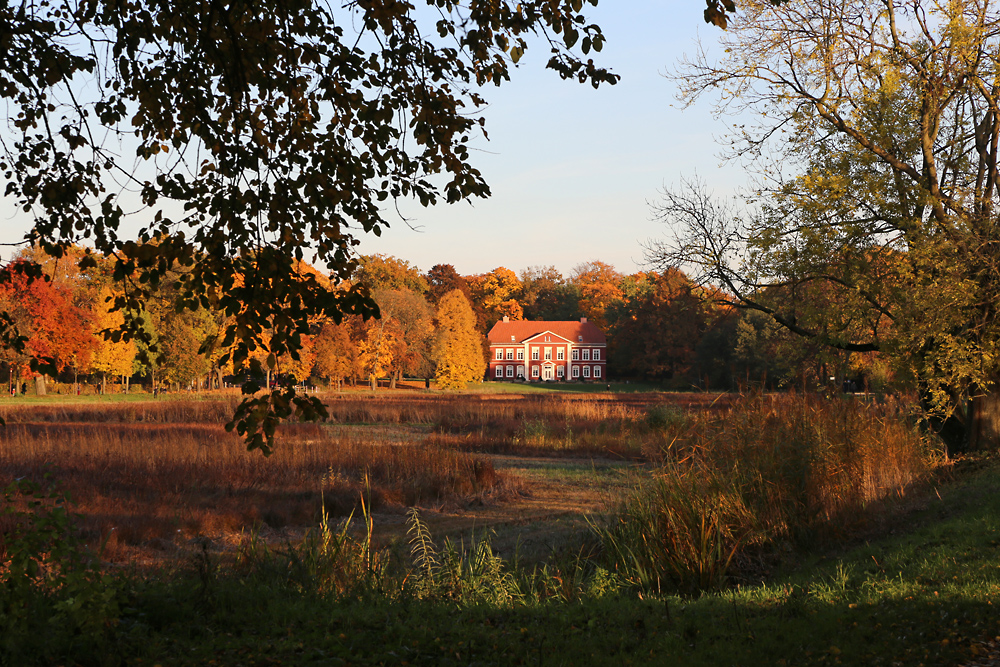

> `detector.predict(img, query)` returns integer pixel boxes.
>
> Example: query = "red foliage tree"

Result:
[0,262,95,393]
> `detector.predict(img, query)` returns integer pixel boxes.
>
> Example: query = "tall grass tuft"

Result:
[599,465,754,594]
[597,392,936,594]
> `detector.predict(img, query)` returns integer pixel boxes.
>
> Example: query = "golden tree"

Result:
[468,267,524,327]
[358,319,398,390]
[313,321,358,390]
[432,290,486,390]
[90,287,137,393]
[571,261,623,331]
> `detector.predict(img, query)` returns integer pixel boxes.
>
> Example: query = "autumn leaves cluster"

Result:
[0,247,482,392]
[0,245,877,393]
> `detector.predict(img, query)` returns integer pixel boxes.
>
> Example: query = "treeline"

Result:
[406,256,892,390]
[0,247,892,394]
[359,255,893,392]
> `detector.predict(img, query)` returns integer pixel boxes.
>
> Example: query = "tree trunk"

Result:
[966,394,1000,452]
[390,369,398,390]
[34,375,46,396]
[924,390,1000,456]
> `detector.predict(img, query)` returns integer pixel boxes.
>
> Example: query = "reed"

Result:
[597,392,936,594]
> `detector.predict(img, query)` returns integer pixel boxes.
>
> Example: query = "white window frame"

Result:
[544,347,552,360]
[506,365,514,378]
[517,350,524,360]
[583,366,591,378]
[495,366,502,378]
[582,349,590,361]
[531,366,540,378]
[495,349,503,360]
[557,365,565,378]
[593,349,600,361]
[517,365,524,378]
[571,349,579,361]
[506,349,514,360]
[531,349,539,360]
[572,366,580,378]
[594,366,601,378]
[557,349,564,360]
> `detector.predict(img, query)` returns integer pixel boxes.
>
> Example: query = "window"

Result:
[594,366,601,378]
[532,349,539,360]
[506,349,514,360]
[517,365,524,378]
[583,366,591,378]
[495,349,502,360]
[544,347,552,360]
[557,349,564,360]
[593,349,600,361]
[511,335,515,341]
[578,335,583,342]
[517,350,524,360]
[582,349,590,361]
[572,366,580,378]
[532,366,540,378]
[557,365,565,378]
[506,365,514,378]
[571,349,579,361]
[545,335,550,342]
[495,366,502,378]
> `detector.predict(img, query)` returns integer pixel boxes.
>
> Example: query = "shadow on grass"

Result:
[121,581,995,667]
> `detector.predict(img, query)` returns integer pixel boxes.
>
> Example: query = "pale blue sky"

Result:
[1,2,744,279]
[357,1,744,277]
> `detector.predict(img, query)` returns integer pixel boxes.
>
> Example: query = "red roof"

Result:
[487,319,606,345]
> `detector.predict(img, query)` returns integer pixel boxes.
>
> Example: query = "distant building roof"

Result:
[487,317,606,345]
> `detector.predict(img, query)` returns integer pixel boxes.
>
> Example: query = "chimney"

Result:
[580,317,587,323]
[502,315,509,323]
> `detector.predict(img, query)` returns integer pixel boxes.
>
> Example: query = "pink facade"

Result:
[486,317,607,382]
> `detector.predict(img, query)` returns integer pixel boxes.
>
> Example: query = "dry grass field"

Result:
[0,390,659,565]
[0,388,932,575]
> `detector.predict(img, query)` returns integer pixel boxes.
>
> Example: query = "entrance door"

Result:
[543,366,554,381]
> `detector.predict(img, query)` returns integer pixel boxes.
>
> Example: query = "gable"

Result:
[522,330,573,345]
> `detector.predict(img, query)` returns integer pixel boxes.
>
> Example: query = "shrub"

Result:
[0,474,123,664]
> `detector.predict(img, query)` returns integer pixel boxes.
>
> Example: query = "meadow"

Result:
[1,387,997,666]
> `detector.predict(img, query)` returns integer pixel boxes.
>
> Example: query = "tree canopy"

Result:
[0,0,615,452]
[651,0,1000,449]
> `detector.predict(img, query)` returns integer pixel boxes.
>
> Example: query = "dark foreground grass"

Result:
[7,457,999,667]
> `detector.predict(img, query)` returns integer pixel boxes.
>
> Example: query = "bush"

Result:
[0,475,123,664]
